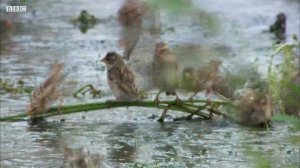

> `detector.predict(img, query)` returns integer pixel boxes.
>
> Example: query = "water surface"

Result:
[0,0,299,167]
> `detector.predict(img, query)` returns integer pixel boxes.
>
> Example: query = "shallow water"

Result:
[1,0,300,167]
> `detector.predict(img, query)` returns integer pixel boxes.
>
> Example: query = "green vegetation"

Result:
[146,0,219,34]
[272,112,300,131]
[71,10,97,33]
[0,79,34,94]
[73,84,101,98]
[0,99,231,122]
[267,35,300,116]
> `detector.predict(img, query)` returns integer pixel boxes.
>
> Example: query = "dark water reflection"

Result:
[106,123,138,163]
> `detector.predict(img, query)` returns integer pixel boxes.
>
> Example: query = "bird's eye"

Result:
[107,55,116,62]
[110,55,115,60]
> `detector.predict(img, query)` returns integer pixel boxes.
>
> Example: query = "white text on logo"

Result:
[6,6,26,13]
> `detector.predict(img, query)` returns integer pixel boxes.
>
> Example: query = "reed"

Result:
[0,99,232,122]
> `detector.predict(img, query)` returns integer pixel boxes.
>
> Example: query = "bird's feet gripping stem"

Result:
[154,91,162,105]
[174,94,181,105]
[188,92,199,104]
[157,108,168,122]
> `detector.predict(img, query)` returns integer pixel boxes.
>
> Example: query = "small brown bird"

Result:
[118,0,144,60]
[182,60,222,102]
[152,42,180,103]
[182,67,202,98]
[199,60,222,94]
[211,75,234,99]
[27,63,64,117]
[101,52,139,101]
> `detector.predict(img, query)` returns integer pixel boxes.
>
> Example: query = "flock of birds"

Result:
[25,0,276,128]
[2,0,295,167]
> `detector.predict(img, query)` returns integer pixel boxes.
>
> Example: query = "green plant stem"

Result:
[73,84,101,97]
[0,99,231,122]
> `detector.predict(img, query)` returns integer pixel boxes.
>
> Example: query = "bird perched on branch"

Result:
[118,0,144,60]
[211,75,234,99]
[101,52,139,101]
[27,63,65,117]
[152,42,180,104]
[182,60,222,102]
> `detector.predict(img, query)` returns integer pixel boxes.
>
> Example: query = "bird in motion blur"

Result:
[101,51,139,101]
[211,75,234,99]
[64,147,95,168]
[152,42,180,104]
[118,0,144,60]
[269,13,286,43]
[27,63,65,117]
[182,60,222,102]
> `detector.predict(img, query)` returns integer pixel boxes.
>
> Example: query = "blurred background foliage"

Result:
[145,0,219,35]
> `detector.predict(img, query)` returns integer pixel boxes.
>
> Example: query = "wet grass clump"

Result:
[0,79,34,94]
[71,10,97,33]
[267,35,300,117]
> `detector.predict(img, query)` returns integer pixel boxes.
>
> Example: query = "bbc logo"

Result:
[6,6,26,13]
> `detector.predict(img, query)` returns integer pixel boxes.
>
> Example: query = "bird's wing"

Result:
[118,0,143,60]
[164,62,179,86]
[28,63,63,116]
[122,66,139,95]
[109,67,137,94]
[151,59,162,82]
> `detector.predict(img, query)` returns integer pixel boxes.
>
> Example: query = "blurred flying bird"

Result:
[27,63,65,117]
[64,147,95,168]
[101,51,139,100]
[211,75,234,99]
[269,13,286,43]
[182,60,222,102]
[118,0,144,60]
[0,12,16,47]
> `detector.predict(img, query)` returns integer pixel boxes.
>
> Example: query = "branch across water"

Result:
[0,99,232,122]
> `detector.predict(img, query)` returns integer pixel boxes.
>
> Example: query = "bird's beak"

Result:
[100,57,106,63]
[162,44,169,50]
[161,45,169,53]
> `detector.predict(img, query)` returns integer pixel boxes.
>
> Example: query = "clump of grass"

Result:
[0,78,34,93]
[71,10,97,33]
[267,35,300,117]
